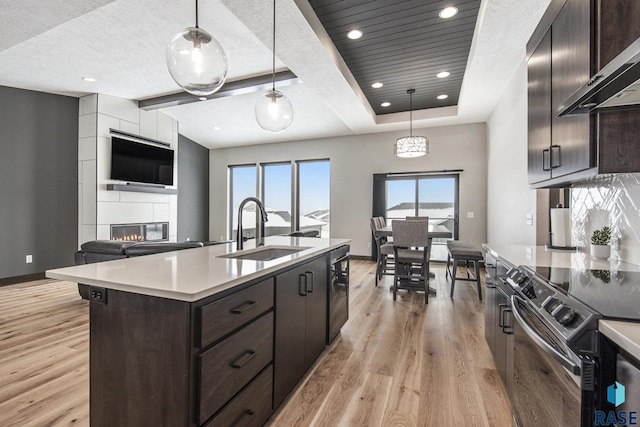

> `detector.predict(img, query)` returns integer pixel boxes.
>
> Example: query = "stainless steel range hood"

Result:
[558,36,640,116]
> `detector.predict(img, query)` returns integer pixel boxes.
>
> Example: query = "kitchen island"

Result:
[46,236,350,427]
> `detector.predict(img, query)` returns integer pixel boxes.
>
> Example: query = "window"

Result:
[228,159,330,240]
[229,165,257,240]
[262,163,292,237]
[298,160,330,238]
[382,174,459,261]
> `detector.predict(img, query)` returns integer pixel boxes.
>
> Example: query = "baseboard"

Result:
[0,272,46,287]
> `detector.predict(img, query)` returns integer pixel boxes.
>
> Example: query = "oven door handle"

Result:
[511,295,581,375]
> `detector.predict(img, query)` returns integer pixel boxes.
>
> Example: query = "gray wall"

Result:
[178,134,209,242]
[0,86,78,279]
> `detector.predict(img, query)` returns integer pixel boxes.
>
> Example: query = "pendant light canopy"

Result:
[166,0,228,96]
[394,89,428,158]
[255,0,293,133]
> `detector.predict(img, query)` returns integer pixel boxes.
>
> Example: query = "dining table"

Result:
[374,224,452,240]
[374,223,453,295]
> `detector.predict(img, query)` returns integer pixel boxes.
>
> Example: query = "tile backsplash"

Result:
[571,173,640,266]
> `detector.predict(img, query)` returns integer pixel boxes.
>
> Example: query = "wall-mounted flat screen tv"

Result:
[110,137,174,186]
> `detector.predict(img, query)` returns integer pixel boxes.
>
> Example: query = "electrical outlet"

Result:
[89,286,107,304]
[467,212,474,218]
[25,255,33,263]
[367,242,371,248]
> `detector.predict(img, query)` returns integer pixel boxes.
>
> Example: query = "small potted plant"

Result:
[590,226,612,259]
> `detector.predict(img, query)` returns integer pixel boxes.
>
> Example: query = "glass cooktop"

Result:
[533,266,640,321]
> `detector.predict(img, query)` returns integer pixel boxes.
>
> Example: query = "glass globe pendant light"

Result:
[394,89,428,158]
[255,0,293,133]
[166,0,228,96]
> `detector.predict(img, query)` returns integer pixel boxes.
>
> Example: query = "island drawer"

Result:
[198,311,273,424]
[199,278,274,347]
[203,364,273,427]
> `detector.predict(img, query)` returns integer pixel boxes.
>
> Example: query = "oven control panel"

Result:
[509,266,601,354]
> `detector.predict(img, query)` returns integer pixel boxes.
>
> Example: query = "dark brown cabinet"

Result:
[484,255,514,395]
[527,30,552,184]
[527,0,640,188]
[274,255,328,408]
[549,0,592,179]
[88,249,337,427]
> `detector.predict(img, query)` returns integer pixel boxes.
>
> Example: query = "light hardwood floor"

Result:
[0,261,511,427]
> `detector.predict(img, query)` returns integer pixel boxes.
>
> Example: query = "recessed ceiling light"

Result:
[199,97,207,101]
[213,126,220,131]
[437,94,449,100]
[437,71,451,78]
[372,82,383,89]
[82,77,96,82]
[439,6,458,19]
[347,29,363,40]
[381,102,391,107]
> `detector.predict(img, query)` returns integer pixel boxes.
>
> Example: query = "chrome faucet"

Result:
[236,197,269,250]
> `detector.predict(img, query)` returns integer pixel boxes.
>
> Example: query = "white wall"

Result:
[486,60,538,245]
[209,123,488,257]
[78,94,178,246]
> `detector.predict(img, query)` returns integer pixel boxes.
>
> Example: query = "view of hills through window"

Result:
[230,160,330,240]
[386,177,457,261]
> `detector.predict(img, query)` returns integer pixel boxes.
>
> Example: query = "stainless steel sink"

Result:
[218,245,310,261]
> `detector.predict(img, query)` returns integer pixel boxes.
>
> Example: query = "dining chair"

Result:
[370,218,394,286]
[391,219,430,303]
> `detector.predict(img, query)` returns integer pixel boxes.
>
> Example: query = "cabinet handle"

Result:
[498,303,507,327]
[500,307,514,335]
[234,410,256,427]
[550,145,561,169]
[306,271,314,293]
[231,300,258,314]
[542,149,551,171]
[231,350,257,368]
[299,274,308,296]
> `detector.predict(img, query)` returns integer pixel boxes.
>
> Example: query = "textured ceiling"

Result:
[0,0,552,149]
[309,0,481,115]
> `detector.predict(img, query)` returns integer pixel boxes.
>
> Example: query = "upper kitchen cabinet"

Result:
[527,0,640,188]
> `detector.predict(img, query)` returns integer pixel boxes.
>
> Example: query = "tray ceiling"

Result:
[309,0,481,115]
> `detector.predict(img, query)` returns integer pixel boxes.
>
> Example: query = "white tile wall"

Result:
[98,201,155,224]
[78,94,179,246]
[98,94,139,124]
[139,109,158,139]
[78,137,96,161]
[572,173,640,265]
[78,113,96,139]
[79,94,97,115]
[153,203,170,222]
[82,160,97,225]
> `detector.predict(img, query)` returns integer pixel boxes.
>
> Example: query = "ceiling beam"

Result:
[138,70,300,110]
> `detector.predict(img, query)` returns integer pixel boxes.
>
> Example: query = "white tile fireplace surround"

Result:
[571,173,640,265]
[78,94,178,247]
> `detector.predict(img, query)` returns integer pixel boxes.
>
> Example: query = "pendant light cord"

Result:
[195,0,199,28]
[409,91,413,137]
[272,0,276,91]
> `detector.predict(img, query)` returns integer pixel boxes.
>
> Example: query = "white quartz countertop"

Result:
[46,236,351,302]
[599,320,640,361]
[482,243,640,272]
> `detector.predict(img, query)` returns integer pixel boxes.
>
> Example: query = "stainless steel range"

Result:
[503,264,640,427]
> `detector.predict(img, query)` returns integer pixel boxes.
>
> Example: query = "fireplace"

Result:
[110,222,169,242]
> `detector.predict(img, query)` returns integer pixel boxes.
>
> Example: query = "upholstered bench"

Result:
[446,240,483,300]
